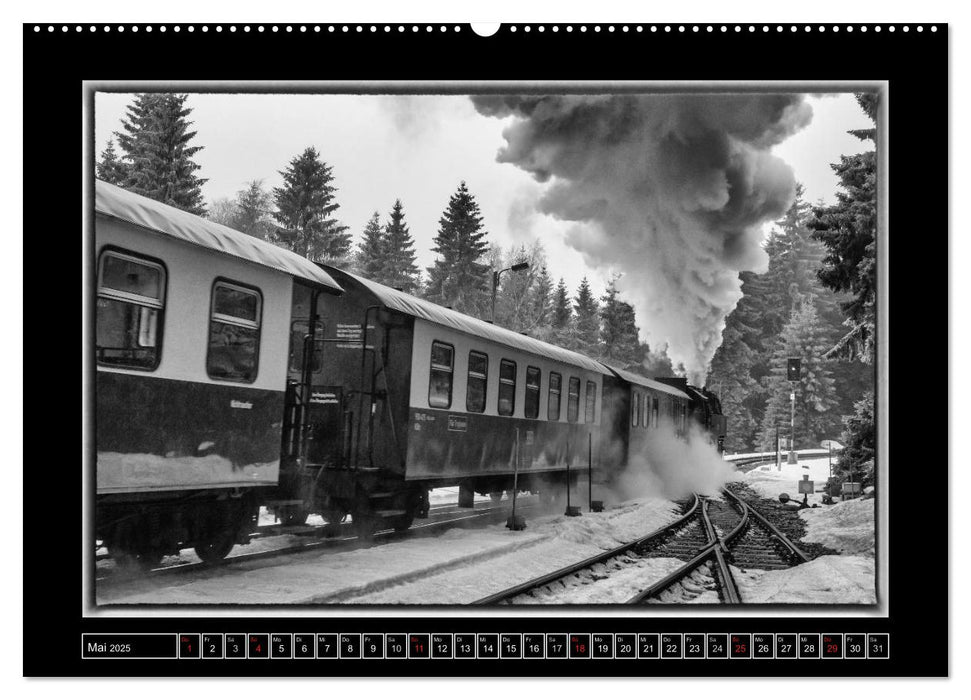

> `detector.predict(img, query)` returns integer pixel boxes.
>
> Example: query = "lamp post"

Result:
[491,262,530,323]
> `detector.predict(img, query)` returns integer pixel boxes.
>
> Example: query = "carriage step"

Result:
[374,509,408,518]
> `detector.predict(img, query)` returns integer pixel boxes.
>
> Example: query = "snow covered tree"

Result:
[550,278,574,347]
[424,181,491,316]
[758,297,838,451]
[530,265,554,330]
[573,277,600,356]
[491,241,549,333]
[380,199,420,293]
[599,277,640,367]
[835,391,875,487]
[810,93,878,363]
[232,180,274,239]
[207,197,239,228]
[114,93,208,215]
[356,212,385,280]
[96,138,127,185]
[273,147,351,264]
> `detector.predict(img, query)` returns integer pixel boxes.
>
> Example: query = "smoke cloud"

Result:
[472,94,812,381]
[610,423,738,502]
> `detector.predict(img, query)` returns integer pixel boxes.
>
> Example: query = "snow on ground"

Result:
[738,456,836,506]
[98,496,681,605]
[341,498,681,605]
[734,555,875,604]
[799,498,875,556]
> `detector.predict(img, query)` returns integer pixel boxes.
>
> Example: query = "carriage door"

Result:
[286,283,344,468]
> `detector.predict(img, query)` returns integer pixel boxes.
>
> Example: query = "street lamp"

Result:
[491,261,530,323]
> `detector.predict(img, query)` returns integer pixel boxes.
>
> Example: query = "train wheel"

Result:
[108,521,164,571]
[352,510,378,539]
[279,506,310,527]
[489,491,503,505]
[321,508,348,525]
[389,510,415,532]
[194,535,235,565]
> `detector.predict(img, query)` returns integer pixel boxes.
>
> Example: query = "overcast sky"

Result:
[94,91,869,297]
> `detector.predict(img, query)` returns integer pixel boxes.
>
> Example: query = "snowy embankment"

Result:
[731,456,876,604]
[99,496,682,605]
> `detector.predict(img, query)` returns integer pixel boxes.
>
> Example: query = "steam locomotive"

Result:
[93,179,726,565]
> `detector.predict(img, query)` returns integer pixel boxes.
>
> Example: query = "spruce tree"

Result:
[551,278,574,347]
[96,138,128,185]
[573,277,601,356]
[273,147,351,264]
[809,94,878,363]
[381,199,420,293]
[114,93,208,215]
[425,181,491,316]
[758,297,838,451]
[356,212,385,280]
[599,277,640,367]
[530,265,554,329]
[232,180,274,239]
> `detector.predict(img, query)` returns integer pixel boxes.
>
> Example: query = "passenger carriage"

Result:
[94,180,343,565]
[288,267,614,535]
[93,178,728,563]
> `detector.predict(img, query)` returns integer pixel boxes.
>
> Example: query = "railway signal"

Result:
[786,357,801,465]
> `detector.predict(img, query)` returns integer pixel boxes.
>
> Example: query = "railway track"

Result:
[473,487,810,606]
[96,497,539,585]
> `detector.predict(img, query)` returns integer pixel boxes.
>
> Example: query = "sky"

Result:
[94,90,869,300]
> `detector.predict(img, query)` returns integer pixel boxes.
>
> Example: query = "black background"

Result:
[23,21,948,678]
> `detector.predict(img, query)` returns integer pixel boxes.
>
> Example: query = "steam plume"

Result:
[472,94,812,381]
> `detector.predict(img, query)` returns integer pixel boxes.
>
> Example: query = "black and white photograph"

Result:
[90,87,881,608]
[12,9,957,684]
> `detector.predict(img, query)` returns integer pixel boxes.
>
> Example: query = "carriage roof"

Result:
[324,266,609,374]
[601,364,691,399]
[95,179,343,292]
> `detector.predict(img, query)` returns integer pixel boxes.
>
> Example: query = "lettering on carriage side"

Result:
[335,323,375,350]
[447,414,468,432]
[414,411,436,431]
[310,392,338,405]
[230,400,253,409]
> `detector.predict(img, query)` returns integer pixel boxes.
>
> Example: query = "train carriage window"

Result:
[632,392,640,428]
[498,359,517,416]
[567,376,580,423]
[96,250,165,370]
[652,397,659,428]
[428,341,454,409]
[525,366,541,419]
[642,393,649,428]
[466,351,488,413]
[585,380,597,423]
[207,281,262,382]
[548,372,562,421]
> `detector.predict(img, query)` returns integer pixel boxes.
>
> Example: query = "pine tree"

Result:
[573,277,600,356]
[114,93,208,215]
[809,94,878,363]
[356,212,385,280]
[530,265,554,329]
[599,277,640,366]
[380,199,420,293]
[425,182,491,316]
[835,391,875,487]
[232,180,274,239]
[273,147,351,264]
[96,138,128,185]
[758,297,838,451]
[550,278,574,347]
